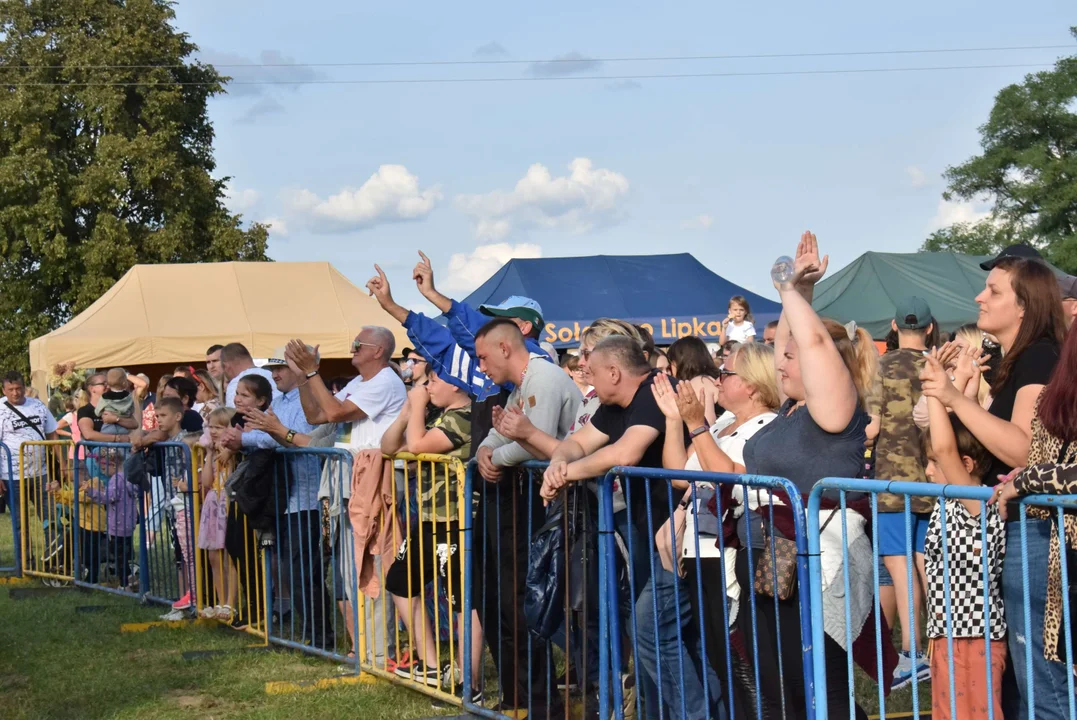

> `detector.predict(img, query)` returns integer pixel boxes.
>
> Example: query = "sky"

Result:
[172,0,1075,314]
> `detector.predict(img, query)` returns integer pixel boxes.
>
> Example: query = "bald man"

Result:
[474,319,581,482]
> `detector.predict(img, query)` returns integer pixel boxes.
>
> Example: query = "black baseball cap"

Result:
[980,243,1043,271]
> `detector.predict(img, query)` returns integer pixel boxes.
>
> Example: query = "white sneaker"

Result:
[199,606,219,619]
[159,608,187,621]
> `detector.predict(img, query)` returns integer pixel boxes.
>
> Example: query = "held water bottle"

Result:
[771,255,795,287]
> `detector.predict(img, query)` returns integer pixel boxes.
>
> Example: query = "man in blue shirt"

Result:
[367,255,565,715]
[237,347,330,649]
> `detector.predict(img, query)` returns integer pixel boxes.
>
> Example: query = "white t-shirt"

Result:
[0,397,59,479]
[225,367,281,408]
[726,320,757,344]
[333,367,406,451]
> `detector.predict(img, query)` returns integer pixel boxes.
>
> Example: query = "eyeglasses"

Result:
[351,340,380,353]
[718,369,738,380]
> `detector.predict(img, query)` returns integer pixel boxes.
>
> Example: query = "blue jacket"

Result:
[404,299,551,401]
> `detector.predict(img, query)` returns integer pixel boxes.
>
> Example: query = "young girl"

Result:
[82,448,139,587]
[720,295,756,344]
[198,406,236,620]
[922,353,1007,720]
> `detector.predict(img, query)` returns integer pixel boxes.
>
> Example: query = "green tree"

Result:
[927,27,1077,272]
[0,0,269,376]
[920,220,1016,256]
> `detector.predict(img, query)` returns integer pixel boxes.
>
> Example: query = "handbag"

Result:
[754,507,837,601]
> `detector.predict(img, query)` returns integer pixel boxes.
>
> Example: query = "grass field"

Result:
[0,515,449,720]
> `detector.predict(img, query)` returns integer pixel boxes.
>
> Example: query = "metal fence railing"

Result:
[19,440,75,583]
[1,444,20,574]
[807,478,1077,720]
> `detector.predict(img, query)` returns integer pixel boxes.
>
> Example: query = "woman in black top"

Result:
[921,257,1065,719]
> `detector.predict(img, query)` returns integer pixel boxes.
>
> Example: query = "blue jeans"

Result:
[1003,518,1074,720]
[634,547,724,719]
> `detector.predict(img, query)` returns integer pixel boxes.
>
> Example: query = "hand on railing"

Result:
[541,461,568,502]
[476,446,500,483]
[988,466,1023,520]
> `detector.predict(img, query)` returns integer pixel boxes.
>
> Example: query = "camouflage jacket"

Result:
[868,349,932,513]
[418,406,472,523]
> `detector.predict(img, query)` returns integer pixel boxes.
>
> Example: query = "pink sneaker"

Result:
[171,592,192,611]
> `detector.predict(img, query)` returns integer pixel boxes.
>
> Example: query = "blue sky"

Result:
[173,0,1075,313]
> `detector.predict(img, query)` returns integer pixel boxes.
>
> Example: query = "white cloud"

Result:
[680,214,714,231]
[263,217,288,237]
[442,243,543,293]
[223,182,260,215]
[906,166,928,188]
[284,165,441,233]
[455,158,630,241]
[929,198,992,231]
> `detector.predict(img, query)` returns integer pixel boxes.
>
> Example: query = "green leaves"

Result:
[926,28,1077,272]
[0,0,268,375]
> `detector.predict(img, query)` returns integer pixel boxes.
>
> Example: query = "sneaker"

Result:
[217,605,233,622]
[891,650,931,691]
[394,660,440,686]
[230,615,250,631]
[199,606,219,619]
[620,672,637,720]
[159,608,187,621]
[432,684,484,709]
[171,592,192,611]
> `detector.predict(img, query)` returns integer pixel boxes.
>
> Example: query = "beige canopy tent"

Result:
[29,261,410,395]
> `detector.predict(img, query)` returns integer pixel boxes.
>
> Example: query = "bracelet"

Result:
[689,425,709,439]
[297,378,309,388]
[305,370,319,379]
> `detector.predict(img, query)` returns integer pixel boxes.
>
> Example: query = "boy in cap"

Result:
[867,296,935,689]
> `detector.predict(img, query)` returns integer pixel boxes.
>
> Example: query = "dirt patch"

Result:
[164,690,243,713]
[0,674,30,691]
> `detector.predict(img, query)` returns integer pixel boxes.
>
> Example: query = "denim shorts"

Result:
[877,511,930,556]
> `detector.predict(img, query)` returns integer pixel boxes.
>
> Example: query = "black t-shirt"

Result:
[181,409,204,433]
[77,404,103,433]
[985,337,1058,485]
[590,371,686,532]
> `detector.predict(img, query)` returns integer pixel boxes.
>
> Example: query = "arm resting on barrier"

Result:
[1014,462,1077,496]
[565,425,658,482]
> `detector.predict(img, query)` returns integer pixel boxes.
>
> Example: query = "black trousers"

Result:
[277,510,331,646]
[79,529,107,584]
[475,468,558,711]
[708,549,868,720]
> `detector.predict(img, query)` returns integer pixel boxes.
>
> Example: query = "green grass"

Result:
[0,517,448,720]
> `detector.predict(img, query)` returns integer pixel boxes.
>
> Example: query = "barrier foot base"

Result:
[0,576,32,586]
[120,618,218,633]
[264,673,376,695]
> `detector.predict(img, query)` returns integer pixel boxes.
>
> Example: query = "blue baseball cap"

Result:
[479,295,544,327]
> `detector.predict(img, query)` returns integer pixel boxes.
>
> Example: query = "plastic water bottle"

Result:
[771,255,795,287]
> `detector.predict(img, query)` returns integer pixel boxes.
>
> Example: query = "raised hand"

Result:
[366,264,393,307]
[919,352,959,406]
[674,380,708,430]
[650,372,683,421]
[413,251,436,296]
[285,339,320,375]
[792,231,829,289]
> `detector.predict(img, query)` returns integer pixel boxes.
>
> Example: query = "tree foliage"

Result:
[0,0,269,375]
[925,27,1077,272]
[920,221,1017,257]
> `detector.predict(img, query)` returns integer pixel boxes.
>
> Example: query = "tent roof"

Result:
[811,251,992,338]
[461,253,781,347]
[29,261,409,378]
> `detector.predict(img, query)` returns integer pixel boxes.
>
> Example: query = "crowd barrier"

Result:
[807,478,1077,720]
[1,444,20,574]
[9,435,1077,720]
[18,440,75,583]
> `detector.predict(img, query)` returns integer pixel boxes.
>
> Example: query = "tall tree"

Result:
[926,27,1077,272]
[920,220,1016,257]
[0,0,269,375]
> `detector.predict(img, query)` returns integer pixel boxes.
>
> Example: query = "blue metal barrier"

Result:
[74,441,197,609]
[806,478,1023,720]
[266,447,357,665]
[601,466,817,720]
[1,444,20,574]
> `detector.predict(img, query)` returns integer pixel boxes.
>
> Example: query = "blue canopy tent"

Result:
[461,253,782,348]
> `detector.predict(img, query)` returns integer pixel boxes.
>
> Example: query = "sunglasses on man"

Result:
[351,340,381,353]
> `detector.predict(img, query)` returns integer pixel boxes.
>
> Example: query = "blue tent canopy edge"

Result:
[460,253,781,348]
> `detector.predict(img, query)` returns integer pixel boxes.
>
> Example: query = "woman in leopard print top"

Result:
[992,323,1077,720]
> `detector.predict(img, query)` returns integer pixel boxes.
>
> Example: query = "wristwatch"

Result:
[305,370,318,379]
[689,425,709,439]
[285,429,296,444]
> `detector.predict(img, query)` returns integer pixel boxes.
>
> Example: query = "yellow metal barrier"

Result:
[19,441,76,582]
[356,452,470,706]
[192,445,268,642]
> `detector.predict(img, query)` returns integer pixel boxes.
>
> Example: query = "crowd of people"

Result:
[1,236,1076,720]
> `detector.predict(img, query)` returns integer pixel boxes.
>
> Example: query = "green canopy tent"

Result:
[811,251,992,339]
